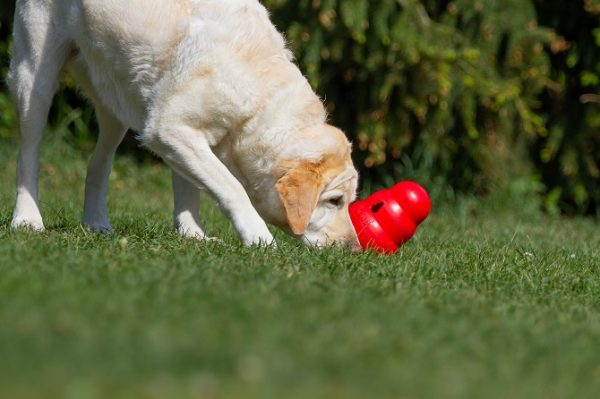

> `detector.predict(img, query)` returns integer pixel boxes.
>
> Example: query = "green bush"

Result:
[532,0,600,214]
[0,3,16,142]
[0,0,598,215]
[264,0,599,214]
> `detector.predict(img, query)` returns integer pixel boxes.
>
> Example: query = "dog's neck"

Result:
[242,76,327,147]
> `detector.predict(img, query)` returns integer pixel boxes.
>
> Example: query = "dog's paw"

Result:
[82,221,114,234]
[241,230,276,247]
[176,223,204,238]
[11,216,45,232]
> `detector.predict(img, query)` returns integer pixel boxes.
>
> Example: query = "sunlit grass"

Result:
[1,136,599,399]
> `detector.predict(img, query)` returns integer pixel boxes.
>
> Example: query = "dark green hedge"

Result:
[1,0,599,215]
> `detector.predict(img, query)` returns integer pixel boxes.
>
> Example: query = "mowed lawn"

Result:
[1,135,599,399]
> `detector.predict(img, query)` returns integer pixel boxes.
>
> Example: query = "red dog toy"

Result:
[349,181,431,254]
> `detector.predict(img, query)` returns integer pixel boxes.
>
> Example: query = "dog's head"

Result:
[272,125,360,250]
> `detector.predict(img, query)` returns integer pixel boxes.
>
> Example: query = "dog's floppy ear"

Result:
[275,162,322,235]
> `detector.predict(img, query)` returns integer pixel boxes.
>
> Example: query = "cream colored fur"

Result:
[9,0,360,248]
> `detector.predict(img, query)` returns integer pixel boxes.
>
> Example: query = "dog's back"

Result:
[13,0,288,130]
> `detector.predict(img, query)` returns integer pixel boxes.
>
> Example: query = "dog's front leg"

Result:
[143,125,274,246]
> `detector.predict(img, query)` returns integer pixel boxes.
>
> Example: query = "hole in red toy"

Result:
[371,202,384,213]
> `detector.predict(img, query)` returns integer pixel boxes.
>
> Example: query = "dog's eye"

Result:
[327,196,344,208]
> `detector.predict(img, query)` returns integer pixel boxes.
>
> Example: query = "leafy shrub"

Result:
[532,0,600,214]
[264,0,599,214]
[0,5,16,142]
[264,0,572,203]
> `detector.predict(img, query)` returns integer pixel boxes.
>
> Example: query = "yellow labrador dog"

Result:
[9,0,360,248]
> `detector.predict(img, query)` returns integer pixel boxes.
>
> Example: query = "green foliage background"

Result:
[1,0,599,215]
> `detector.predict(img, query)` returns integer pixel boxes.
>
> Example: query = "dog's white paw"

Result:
[240,227,276,247]
[175,220,225,243]
[176,225,201,237]
[11,216,45,232]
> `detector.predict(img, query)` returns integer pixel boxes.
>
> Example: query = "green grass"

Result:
[1,134,599,399]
